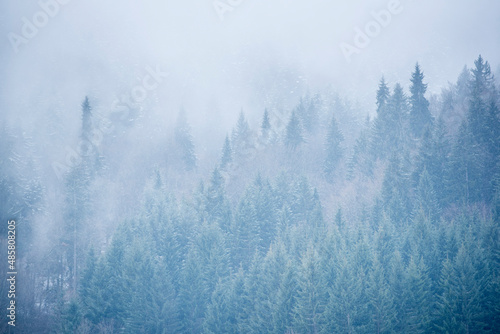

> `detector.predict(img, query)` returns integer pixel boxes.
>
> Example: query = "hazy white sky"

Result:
[1,0,499,130]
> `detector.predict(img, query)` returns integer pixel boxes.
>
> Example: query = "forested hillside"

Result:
[1,55,500,333]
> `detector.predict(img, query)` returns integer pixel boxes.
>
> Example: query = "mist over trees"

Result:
[1,54,500,333]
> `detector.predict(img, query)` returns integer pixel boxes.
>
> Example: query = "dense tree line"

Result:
[1,55,499,333]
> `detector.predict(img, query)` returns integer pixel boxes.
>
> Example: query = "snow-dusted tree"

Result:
[232,111,253,161]
[285,110,304,150]
[409,63,432,138]
[220,134,232,169]
[324,114,344,180]
[261,108,271,139]
[175,109,197,171]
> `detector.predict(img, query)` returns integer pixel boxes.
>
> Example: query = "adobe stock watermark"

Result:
[339,0,404,63]
[213,0,244,21]
[51,65,169,181]
[7,0,72,54]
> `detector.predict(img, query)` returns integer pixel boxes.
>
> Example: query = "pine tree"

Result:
[78,226,129,331]
[220,134,232,169]
[468,62,489,145]
[238,252,271,334]
[180,222,231,333]
[412,117,450,206]
[399,257,432,333]
[465,55,499,203]
[387,83,410,150]
[409,63,432,138]
[232,111,253,161]
[79,247,97,321]
[60,299,82,334]
[324,114,344,180]
[387,250,406,331]
[289,177,317,226]
[435,257,461,333]
[232,194,260,269]
[250,175,277,253]
[81,96,92,143]
[80,96,102,170]
[64,96,99,295]
[203,276,241,334]
[252,242,293,334]
[414,168,440,223]
[372,80,409,157]
[285,110,305,150]
[261,108,271,139]
[376,77,390,113]
[205,167,232,231]
[122,243,163,333]
[175,109,197,171]
[295,94,320,134]
[366,255,396,334]
[447,120,485,204]
[456,65,472,104]
[140,184,182,279]
[485,100,500,162]
[272,257,297,334]
[470,55,495,105]
[178,245,206,333]
[323,253,366,333]
[348,129,373,179]
[371,77,390,157]
[381,153,412,225]
[435,243,489,333]
[101,228,129,328]
[292,245,327,334]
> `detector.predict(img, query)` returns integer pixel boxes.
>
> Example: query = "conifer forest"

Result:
[1,1,500,333]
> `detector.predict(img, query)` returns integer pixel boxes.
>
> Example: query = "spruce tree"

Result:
[251,175,277,252]
[203,278,237,334]
[381,153,412,225]
[372,79,409,157]
[376,77,390,112]
[175,109,197,171]
[239,252,270,334]
[372,77,390,156]
[447,120,485,204]
[64,96,98,295]
[60,300,82,334]
[388,83,410,150]
[204,167,232,231]
[232,194,259,269]
[348,129,373,178]
[409,63,432,138]
[366,255,396,334]
[400,257,432,333]
[180,222,231,333]
[272,257,297,334]
[295,95,320,134]
[465,55,499,203]
[220,134,232,170]
[414,168,440,223]
[261,108,271,138]
[435,257,462,333]
[435,243,489,333]
[81,96,92,143]
[412,117,450,206]
[285,110,304,150]
[292,245,327,334]
[324,114,344,180]
[232,111,253,161]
